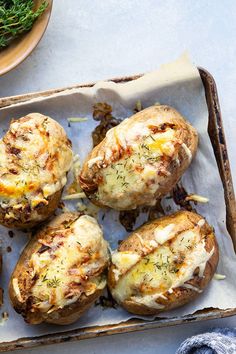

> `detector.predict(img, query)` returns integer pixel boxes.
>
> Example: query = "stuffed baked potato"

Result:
[80,105,198,210]
[108,210,218,315]
[9,212,109,325]
[0,113,73,228]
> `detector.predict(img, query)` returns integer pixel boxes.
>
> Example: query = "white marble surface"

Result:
[0,1,235,353]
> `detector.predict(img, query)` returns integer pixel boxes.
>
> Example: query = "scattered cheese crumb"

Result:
[67,117,88,123]
[213,273,226,280]
[62,192,86,200]
[134,100,142,112]
[185,194,209,203]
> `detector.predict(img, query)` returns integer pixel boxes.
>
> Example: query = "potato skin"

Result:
[80,105,198,210]
[0,113,73,229]
[9,213,109,325]
[108,211,219,315]
[0,190,62,229]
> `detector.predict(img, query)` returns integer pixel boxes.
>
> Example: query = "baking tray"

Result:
[0,68,235,352]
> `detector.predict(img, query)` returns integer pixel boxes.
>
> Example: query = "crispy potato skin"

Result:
[80,105,198,210]
[108,211,219,315]
[0,190,62,229]
[9,213,109,325]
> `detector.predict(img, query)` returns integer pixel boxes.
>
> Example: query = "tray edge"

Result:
[0,68,235,352]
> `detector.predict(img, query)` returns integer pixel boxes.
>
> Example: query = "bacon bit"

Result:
[38,239,52,247]
[126,146,133,157]
[82,254,91,263]
[135,165,144,172]
[9,168,18,175]
[65,288,82,299]
[9,147,21,155]
[149,123,176,134]
[21,135,30,142]
[172,184,193,211]
[96,175,104,184]
[38,244,51,254]
[68,268,81,276]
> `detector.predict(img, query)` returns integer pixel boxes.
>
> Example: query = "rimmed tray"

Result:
[0,68,235,353]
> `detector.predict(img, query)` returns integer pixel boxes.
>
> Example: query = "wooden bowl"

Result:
[0,0,53,76]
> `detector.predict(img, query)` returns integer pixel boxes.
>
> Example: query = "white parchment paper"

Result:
[0,54,235,342]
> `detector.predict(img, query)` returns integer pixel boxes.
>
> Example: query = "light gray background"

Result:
[0,1,235,353]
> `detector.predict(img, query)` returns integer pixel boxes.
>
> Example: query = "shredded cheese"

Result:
[62,192,87,200]
[213,273,226,280]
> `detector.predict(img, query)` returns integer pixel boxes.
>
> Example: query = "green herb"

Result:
[0,0,48,48]
[47,276,61,288]
[41,274,48,282]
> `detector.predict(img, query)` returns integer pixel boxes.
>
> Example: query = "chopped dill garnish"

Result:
[47,276,61,288]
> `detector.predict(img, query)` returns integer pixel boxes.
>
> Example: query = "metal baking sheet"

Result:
[0,68,235,352]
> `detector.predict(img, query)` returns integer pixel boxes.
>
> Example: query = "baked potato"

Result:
[79,105,198,210]
[0,113,73,228]
[108,210,218,315]
[9,212,109,325]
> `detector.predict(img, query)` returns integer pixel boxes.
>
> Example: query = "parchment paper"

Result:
[0,54,235,342]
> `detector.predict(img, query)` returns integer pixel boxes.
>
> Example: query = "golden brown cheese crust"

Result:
[9,212,109,325]
[80,105,198,210]
[108,211,219,315]
[0,113,73,228]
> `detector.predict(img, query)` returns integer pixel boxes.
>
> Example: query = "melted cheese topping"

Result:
[154,224,175,244]
[112,251,141,281]
[0,113,73,214]
[111,223,214,308]
[95,126,178,209]
[85,109,194,210]
[28,215,109,312]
